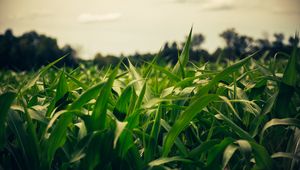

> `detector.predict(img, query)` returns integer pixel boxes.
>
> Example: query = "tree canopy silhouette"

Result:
[0,29,77,71]
[0,28,298,71]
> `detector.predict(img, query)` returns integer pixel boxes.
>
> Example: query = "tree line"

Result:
[0,29,77,71]
[94,28,298,67]
[0,28,298,71]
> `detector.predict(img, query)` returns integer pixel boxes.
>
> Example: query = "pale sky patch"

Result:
[10,10,53,20]
[271,7,300,15]
[78,13,122,23]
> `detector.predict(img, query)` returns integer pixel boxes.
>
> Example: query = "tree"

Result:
[0,29,18,69]
[220,29,253,59]
[288,35,299,47]
[220,28,238,49]
[273,33,285,50]
[0,29,77,70]
[191,33,205,50]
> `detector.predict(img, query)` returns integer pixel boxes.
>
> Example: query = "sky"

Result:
[0,0,299,59]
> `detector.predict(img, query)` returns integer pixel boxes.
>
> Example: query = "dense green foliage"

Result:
[0,29,77,71]
[0,30,299,170]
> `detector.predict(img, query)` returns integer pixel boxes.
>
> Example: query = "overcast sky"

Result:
[0,0,299,59]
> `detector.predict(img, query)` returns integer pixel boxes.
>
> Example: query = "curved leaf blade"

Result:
[162,94,219,156]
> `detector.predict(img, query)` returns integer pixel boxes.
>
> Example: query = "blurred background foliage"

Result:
[0,28,299,71]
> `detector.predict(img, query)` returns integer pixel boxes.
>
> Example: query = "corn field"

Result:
[0,29,299,170]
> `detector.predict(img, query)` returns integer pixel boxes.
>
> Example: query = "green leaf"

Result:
[282,45,298,87]
[160,119,188,156]
[91,65,118,131]
[150,63,181,82]
[274,46,298,118]
[172,27,193,78]
[69,82,105,110]
[116,83,147,158]
[261,92,277,115]
[271,152,300,160]
[215,112,254,142]
[21,54,67,93]
[44,111,73,166]
[55,71,69,100]
[113,119,127,148]
[148,156,192,167]
[221,140,252,169]
[260,118,300,144]
[8,110,40,169]
[27,108,48,124]
[188,139,220,158]
[53,65,89,90]
[113,85,133,121]
[235,139,252,154]
[46,71,69,117]
[162,94,219,156]
[197,52,255,96]
[219,96,241,120]
[206,137,235,168]
[222,144,239,169]
[133,82,147,112]
[145,104,162,162]
[127,59,151,102]
[273,83,295,118]
[0,92,16,149]
[79,130,114,170]
[249,142,273,170]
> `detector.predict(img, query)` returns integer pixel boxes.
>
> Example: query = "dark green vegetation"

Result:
[1,28,299,71]
[0,29,299,170]
[0,29,77,70]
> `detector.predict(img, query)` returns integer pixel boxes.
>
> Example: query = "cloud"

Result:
[169,0,234,11]
[78,13,122,23]
[201,0,234,11]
